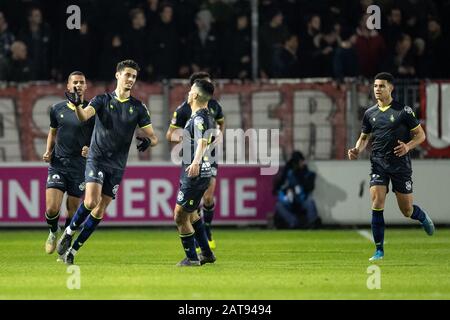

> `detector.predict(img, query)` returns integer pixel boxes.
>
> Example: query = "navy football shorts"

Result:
[369,157,413,194]
[85,160,125,199]
[46,165,86,198]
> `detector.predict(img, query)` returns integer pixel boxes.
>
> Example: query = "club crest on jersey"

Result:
[390,114,395,122]
[194,116,204,130]
[404,106,415,116]
[129,106,134,114]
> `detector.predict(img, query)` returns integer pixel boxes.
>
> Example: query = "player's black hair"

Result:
[374,72,394,84]
[190,72,211,85]
[194,79,214,101]
[67,71,85,82]
[116,59,140,73]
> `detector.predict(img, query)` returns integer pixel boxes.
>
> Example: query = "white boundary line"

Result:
[357,229,388,244]
[356,229,374,243]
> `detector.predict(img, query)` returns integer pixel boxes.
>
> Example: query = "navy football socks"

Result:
[192,218,213,256]
[179,232,198,261]
[371,209,385,251]
[72,214,102,251]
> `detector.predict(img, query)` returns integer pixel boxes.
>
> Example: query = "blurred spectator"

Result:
[98,34,126,81]
[0,11,15,58]
[259,9,289,78]
[272,151,320,229]
[17,7,52,80]
[413,37,427,77]
[299,14,323,77]
[354,14,387,78]
[173,0,201,42]
[272,34,299,78]
[384,33,417,77]
[186,9,221,77]
[382,7,405,51]
[124,8,151,80]
[315,26,339,76]
[425,18,448,78]
[7,41,35,82]
[0,0,448,80]
[203,0,235,36]
[224,12,251,79]
[402,0,438,32]
[259,0,279,24]
[149,4,180,80]
[57,21,94,81]
[333,25,359,79]
[141,0,160,30]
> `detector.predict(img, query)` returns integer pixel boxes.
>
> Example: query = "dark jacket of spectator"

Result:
[149,5,180,80]
[0,11,15,58]
[17,8,52,80]
[98,34,126,81]
[8,41,35,82]
[354,15,387,78]
[186,9,221,77]
[224,13,251,79]
[272,34,299,78]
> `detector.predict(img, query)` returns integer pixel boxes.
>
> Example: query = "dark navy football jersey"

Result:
[361,100,420,162]
[170,99,224,129]
[181,108,214,177]
[88,92,152,170]
[49,100,94,171]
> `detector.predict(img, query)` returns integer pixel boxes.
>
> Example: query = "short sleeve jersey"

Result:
[361,100,420,163]
[181,108,214,169]
[49,100,94,171]
[170,99,224,129]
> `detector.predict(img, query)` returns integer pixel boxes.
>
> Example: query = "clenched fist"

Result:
[81,146,89,158]
[348,147,359,160]
[43,151,51,163]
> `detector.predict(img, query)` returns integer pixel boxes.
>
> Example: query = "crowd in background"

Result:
[0,0,449,82]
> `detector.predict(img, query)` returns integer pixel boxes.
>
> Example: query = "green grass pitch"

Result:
[1,228,449,299]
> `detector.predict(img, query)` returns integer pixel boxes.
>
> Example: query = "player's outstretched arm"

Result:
[42,128,56,162]
[65,88,95,121]
[348,133,370,160]
[74,105,95,122]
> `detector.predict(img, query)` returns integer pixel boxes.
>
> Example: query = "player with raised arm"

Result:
[56,60,158,264]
